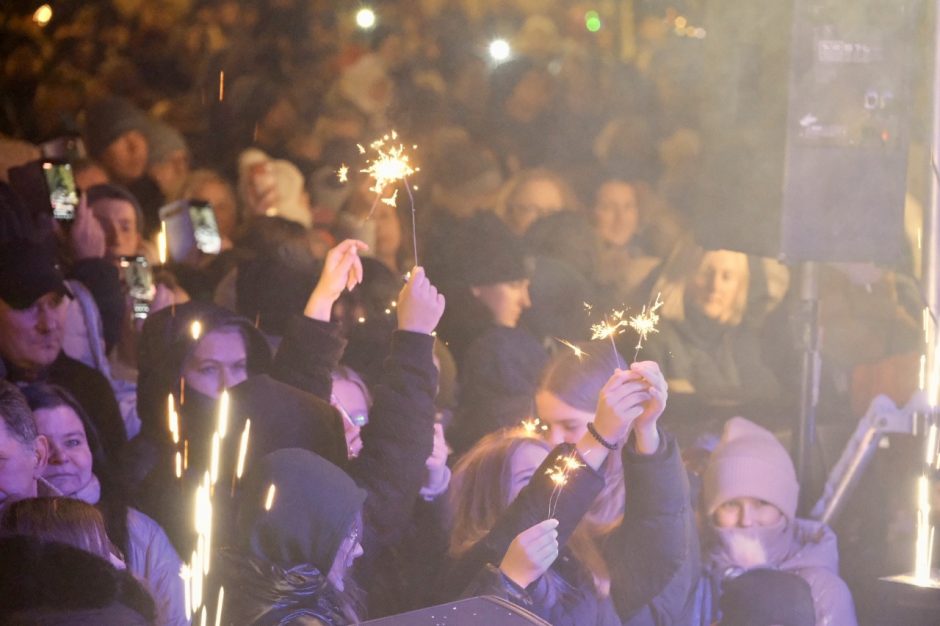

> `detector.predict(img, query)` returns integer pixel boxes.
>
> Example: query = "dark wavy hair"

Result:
[20,383,132,567]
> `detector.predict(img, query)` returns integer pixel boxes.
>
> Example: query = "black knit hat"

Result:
[83,97,151,158]
[454,212,529,287]
[0,239,72,309]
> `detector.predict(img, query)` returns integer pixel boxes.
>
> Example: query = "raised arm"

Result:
[271,239,367,400]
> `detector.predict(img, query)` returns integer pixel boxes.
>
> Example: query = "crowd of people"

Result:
[0,0,931,624]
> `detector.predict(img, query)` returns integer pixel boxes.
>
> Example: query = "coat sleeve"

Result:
[799,566,859,626]
[606,430,702,625]
[271,315,347,402]
[69,258,124,353]
[440,444,606,603]
[127,509,190,626]
[349,330,438,552]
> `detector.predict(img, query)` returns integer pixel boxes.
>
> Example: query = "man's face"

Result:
[0,426,47,512]
[90,198,140,259]
[100,130,149,182]
[181,328,249,399]
[0,292,67,372]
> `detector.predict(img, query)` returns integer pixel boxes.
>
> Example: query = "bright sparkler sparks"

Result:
[590,307,627,369]
[554,337,589,361]
[264,484,277,511]
[360,131,416,202]
[235,419,251,480]
[337,164,349,183]
[627,293,664,359]
[190,320,203,341]
[210,432,221,485]
[546,453,584,519]
[521,418,549,435]
[158,222,168,265]
[217,390,230,439]
[168,394,179,444]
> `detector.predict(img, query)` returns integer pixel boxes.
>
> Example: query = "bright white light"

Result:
[488,39,512,63]
[33,4,52,27]
[356,8,376,30]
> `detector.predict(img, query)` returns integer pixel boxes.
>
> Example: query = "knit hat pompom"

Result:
[702,417,799,522]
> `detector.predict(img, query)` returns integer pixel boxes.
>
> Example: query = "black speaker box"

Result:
[695,0,920,264]
[361,596,551,625]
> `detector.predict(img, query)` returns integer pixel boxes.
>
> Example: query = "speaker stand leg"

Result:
[795,260,822,515]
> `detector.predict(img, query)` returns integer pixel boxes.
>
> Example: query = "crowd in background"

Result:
[0,0,935,624]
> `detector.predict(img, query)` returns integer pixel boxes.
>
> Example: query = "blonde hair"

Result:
[0,497,115,562]
[494,169,582,227]
[654,240,750,326]
[448,429,611,597]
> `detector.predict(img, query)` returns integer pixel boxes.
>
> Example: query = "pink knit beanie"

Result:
[702,417,799,521]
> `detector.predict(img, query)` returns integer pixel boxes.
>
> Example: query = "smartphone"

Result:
[188,199,222,255]
[41,160,79,221]
[158,199,222,262]
[8,158,78,222]
[119,256,156,320]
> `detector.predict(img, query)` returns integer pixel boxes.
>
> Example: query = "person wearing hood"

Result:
[220,448,367,625]
[696,417,858,626]
[23,382,188,626]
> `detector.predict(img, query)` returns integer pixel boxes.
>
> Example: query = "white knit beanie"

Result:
[702,417,799,521]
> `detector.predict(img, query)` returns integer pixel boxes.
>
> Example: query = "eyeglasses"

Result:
[331,393,369,428]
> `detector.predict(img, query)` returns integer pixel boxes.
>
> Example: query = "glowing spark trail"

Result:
[521,418,549,435]
[591,308,626,369]
[337,164,349,183]
[627,293,664,360]
[554,338,588,361]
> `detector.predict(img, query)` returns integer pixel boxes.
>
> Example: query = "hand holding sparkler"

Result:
[396,266,445,335]
[305,239,369,321]
[628,361,668,455]
[498,519,560,588]
[580,369,654,464]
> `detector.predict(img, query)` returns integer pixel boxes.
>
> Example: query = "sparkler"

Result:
[217,390,230,439]
[546,453,584,519]
[343,131,421,266]
[627,293,664,361]
[158,222,168,265]
[590,308,627,369]
[190,320,202,341]
[215,587,225,626]
[521,418,549,435]
[235,419,251,480]
[264,484,277,511]
[167,394,179,444]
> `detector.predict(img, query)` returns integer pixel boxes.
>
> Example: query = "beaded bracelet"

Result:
[587,422,619,450]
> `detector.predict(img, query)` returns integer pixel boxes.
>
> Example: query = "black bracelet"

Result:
[587,422,619,450]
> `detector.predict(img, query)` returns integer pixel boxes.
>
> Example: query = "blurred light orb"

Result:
[585,10,602,32]
[488,38,511,62]
[33,4,53,27]
[356,7,377,30]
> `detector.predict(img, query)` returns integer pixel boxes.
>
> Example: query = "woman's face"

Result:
[328,513,364,592]
[687,250,748,324]
[534,390,594,446]
[34,405,94,497]
[331,379,369,459]
[471,279,531,328]
[181,328,248,398]
[507,179,565,235]
[507,441,549,502]
[593,181,639,247]
[713,497,784,529]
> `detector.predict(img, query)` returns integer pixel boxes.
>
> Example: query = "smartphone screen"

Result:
[188,200,222,255]
[119,256,156,319]
[41,160,78,221]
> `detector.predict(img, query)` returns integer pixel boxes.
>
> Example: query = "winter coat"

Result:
[698,518,858,626]
[447,325,548,455]
[126,508,189,626]
[441,432,700,626]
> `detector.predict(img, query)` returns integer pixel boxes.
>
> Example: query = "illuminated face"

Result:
[713,497,784,529]
[90,198,140,260]
[0,292,67,372]
[593,181,639,247]
[100,131,149,182]
[181,328,248,399]
[506,179,565,235]
[35,405,93,497]
[471,279,531,328]
[534,390,594,446]
[688,250,748,324]
[507,441,549,502]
